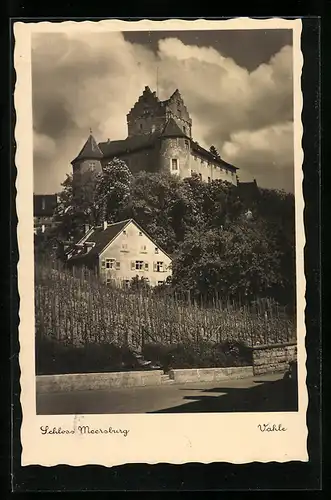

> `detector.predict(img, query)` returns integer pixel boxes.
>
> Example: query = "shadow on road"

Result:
[149,378,298,413]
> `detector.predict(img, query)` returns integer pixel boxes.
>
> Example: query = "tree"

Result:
[54,158,132,241]
[54,170,101,241]
[171,217,284,304]
[209,145,221,160]
[96,158,133,223]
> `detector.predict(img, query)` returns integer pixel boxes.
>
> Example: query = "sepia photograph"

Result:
[15,18,307,466]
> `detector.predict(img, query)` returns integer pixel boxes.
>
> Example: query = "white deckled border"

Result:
[14,18,307,468]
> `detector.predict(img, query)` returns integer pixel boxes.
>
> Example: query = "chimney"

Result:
[103,221,108,230]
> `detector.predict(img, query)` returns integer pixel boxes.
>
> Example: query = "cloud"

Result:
[32,31,294,193]
[222,122,294,191]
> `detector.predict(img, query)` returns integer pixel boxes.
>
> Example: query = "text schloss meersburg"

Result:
[40,425,130,437]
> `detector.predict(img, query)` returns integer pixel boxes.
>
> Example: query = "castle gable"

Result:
[71,133,103,165]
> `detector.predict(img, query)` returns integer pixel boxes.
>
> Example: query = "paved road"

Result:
[36,372,298,414]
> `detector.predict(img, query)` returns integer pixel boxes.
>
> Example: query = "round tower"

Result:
[159,118,191,178]
[71,131,103,178]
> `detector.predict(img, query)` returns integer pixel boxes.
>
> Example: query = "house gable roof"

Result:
[71,133,104,164]
[69,218,172,264]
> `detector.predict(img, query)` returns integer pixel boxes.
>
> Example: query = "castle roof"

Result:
[160,118,188,138]
[71,133,103,164]
[237,180,260,201]
[99,118,188,158]
[191,141,238,171]
[98,130,160,157]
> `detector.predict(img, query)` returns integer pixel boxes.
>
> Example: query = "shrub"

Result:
[36,335,143,375]
[142,340,253,371]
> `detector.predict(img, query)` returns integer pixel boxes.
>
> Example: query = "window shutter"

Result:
[144,262,149,271]
[131,261,135,270]
[116,261,120,270]
[153,262,157,272]
[101,260,105,268]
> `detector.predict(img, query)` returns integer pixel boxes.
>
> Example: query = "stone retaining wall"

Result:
[168,366,253,384]
[252,342,297,376]
[36,370,163,394]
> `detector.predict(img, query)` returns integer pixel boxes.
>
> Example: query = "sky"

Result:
[32,29,294,194]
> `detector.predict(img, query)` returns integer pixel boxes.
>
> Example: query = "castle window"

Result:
[171,159,178,171]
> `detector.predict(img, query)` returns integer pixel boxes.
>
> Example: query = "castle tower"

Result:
[159,118,191,178]
[126,87,192,139]
[163,89,192,138]
[71,131,103,178]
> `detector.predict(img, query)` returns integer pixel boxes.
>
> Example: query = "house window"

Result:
[105,258,116,269]
[155,261,164,272]
[184,139,189,148]
[155,247,159,254]
[123,230,126,235]
[171,159,178,171]
[115,261,121,270]
[208,176,211,183]
[89,161,96,171]
[199,173,202,181]
[135,261,144,270]
[140,244,147,253]
[139,231,142,236]
[121,243,128,251]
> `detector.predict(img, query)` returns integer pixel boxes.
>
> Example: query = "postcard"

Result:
[14,17,307,467]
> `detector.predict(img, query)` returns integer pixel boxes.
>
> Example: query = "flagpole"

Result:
[156,65,159,97]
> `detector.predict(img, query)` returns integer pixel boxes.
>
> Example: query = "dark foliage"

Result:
[142,340,253,372]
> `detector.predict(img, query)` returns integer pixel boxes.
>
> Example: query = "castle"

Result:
[71,86,238,185]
